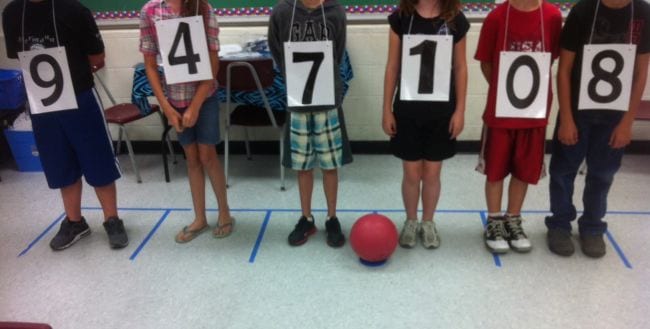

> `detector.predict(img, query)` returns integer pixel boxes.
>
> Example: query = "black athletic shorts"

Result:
[390,113,456,162]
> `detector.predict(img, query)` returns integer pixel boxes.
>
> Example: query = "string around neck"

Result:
[159,0,201,21]
[588,0,635,45]
[22,0,61,52]
[287,0,328,43]
[503,0,546,52]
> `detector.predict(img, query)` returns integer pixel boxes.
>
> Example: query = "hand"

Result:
[558,119,578,146]
[609,122,632,149]
[182,106,199,129]
[448,110,464,139]
[382,111,397,137]
[162,103,184,133]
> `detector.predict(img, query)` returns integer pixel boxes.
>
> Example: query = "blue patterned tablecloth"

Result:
[131,51,354,115]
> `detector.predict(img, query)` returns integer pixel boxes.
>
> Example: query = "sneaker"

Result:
[399,219,418,248]
[288,215,316,246]
[50,217,91,251]
[504,215,532,252]
[325,216,346,247]
[580,233,606,258]
[484,216,509,253]
[103,217,129,249]
[420,220,440,249]
[547,228,574,256]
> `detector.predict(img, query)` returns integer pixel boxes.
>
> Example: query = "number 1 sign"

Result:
[156,16,213,85]
[284,41,335,107]
[400,35,453,102]
[19,47,78,114]
[578,44,636,111]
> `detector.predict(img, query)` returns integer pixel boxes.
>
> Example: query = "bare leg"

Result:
[506,176,528,216]
[94,182,118,220]
[402,161,423,220]
[485,179,504,215]
[322,169,338,218]
[297,170,314,218]
[199,144,232,234]
[421,161,442,221]
[184,144,208,230]
[61,179,83,221]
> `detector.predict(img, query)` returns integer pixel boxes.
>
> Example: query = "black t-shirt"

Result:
[2,0,104,94]
[560,0,650,112]
[388,9,470,120]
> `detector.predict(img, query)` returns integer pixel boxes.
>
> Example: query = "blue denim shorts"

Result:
[175,94,221,146]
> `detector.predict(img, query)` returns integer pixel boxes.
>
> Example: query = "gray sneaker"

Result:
[399,219,418,248]
[484,216,510,253]
[420,220,440,249]
[547,228,574,256]
[580,233,606,258]
[504,215,532,252]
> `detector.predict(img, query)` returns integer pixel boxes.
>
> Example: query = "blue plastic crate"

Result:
[3,129,43,172]
[0,69,27,110]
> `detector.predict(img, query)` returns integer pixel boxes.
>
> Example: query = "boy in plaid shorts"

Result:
[268,0,353,247]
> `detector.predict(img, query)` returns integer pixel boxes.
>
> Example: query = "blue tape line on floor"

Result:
[130,210,172,261]
[480,211,502,268]
[18,212,66,257]
[605,230,633,269]
[249,210,272,263]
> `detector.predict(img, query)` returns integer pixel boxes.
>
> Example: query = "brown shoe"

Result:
[547,228,574,256]
[580,234,606,258]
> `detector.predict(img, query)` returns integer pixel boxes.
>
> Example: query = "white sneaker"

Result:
[420,220,440,249]
[484,217,510,253]
[399,219,418,248]
[505,215,532,252]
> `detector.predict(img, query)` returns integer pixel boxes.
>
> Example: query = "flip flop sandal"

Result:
[213,218,235,238]
[175,225,209,243]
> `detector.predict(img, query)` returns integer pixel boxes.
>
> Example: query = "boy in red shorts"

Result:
[475,0,562,253]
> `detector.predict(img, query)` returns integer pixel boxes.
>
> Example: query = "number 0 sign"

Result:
[496,51,551,119]
[19,47,78,114]
[156,16,213,85]
[400,35,453,102]
[578,44,636,111]
[284,41,335,107]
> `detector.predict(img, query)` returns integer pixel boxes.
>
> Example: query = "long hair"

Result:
[181,0,209,17]
[398,0,461,24]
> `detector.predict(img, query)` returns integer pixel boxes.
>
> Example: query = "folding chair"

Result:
[0,322,52,329]
[219,57,286,191]
[93,64,174,183]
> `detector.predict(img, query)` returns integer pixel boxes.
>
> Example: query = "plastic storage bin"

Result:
[3,129,43,172]
[0,69,27,110]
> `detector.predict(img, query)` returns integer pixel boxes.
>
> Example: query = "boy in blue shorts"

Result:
[2,0,128,250]
[268,0,353,247]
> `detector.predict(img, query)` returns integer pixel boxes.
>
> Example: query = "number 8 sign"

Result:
[578,44,636,111]
[19,47,78,114]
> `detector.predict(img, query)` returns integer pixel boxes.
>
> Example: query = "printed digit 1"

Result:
[409,40,437,94]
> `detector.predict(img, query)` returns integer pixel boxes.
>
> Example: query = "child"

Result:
[546,0,649,257]
[382,0,469,248]
[140,0,234,242]
[475,0,562,253]
[268,0,353,247]
[2,0,128,250]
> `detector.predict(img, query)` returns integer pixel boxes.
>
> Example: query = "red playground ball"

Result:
[349,213,398,267]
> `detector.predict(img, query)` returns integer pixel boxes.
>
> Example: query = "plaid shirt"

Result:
[139,0,220,108]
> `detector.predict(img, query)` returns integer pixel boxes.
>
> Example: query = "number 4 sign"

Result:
[19,47,78,114]
[156,16,213,85]
[578,44,636,111]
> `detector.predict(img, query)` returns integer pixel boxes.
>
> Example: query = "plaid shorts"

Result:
[288,109,343,170]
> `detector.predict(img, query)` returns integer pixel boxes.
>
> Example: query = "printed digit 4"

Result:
[168,22,200,74]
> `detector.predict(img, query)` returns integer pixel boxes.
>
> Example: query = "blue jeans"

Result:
[545,111,625,235]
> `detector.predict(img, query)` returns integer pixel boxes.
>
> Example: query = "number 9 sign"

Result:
[578,44,636,111]
[19,46,78,114]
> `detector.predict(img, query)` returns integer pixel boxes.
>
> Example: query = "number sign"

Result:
[284,41,335,107]
[19,47,78,114]
[156,16,213,85]
[578,44,636,111]
[496,51,551,119]
[400,35,453,102]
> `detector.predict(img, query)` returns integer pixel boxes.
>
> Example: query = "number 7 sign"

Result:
[284,41,335,107]
[156,16,213,85]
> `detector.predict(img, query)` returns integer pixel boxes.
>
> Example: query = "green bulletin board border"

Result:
[93,2,576,20]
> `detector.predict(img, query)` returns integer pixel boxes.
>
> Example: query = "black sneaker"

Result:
[580,233,606,258]
[484,216,509,254]
[547,228,574,256]
[325,216,345,248]
[50,217,91,251]
[288,215,316,246]
[103,217,129,249]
